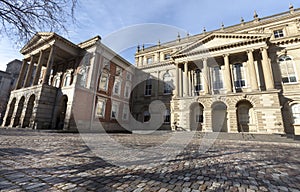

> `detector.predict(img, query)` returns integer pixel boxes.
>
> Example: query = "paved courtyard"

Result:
[0,128,299,192]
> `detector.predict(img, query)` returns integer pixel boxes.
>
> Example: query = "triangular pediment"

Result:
[173,32,271,57]
[20,32,55,54]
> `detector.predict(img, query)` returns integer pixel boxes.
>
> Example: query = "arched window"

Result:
[163,71,172,94]
[291,103,300,124]
[279,55,297,83]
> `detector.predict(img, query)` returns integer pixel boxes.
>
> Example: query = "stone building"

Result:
[1,33,133,132]
[133,5,300,135]
[0,59,22,124]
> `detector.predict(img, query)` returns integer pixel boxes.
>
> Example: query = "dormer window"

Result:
[274,29,284,38]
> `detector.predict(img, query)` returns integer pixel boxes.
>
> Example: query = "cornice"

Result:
[137,61,175,70]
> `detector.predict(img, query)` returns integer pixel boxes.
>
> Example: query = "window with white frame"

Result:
[212,66,223,90]
[64,74,71,87]
[111,102,119,119]
[233,63,246,89]
[195,69,203,92]
[144,78,152,96]
[147,57,153,64]
[54,76,61,88]
[164,109,170,124]
[113,79,121,95]
[291,103,300,124]
[103,58,110,70]
[274,29,284,38]
[143,111,150,122]
[122,105,129,120]
[279,55,297,83]
[116,67,122,76]
[99,72,109,91]
[126,72,132,81]
[96,99,106,118]
[163,71,172,94]
[124,82,131,98]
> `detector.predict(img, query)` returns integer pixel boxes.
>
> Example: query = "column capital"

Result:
[201,57,208,62]
[260,46,269,51]
[222,53,230,58]
[246,49,255,54]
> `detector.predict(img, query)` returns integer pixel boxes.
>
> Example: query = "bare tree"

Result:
[0,0,77,44]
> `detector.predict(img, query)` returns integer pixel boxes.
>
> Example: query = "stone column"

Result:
[43,46,55,85]
[202,58,210,94]
[179,67,182,97]
[175,63,179,97]
[33,50,44,86]
[23,55,35,87]
[247,50,259,91]
[15,59,28,89]
[183,62,189,97]
[188,71,192,96]
[260,47,274,90]
[223,54,233,93]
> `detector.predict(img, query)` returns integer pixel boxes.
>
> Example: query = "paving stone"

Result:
[0,129,299,192]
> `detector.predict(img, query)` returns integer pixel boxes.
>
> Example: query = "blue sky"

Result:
[0,0,300,71]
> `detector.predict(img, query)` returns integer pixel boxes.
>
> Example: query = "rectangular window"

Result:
[233,64,246,89]
[126,72,132,81]
[163,82,172,94]
[113,79,121,95]
[99,73,109,91]
[147,57,153,64]
[64,75,71,87]
[96,100,106,118]
[111,103,119,119]
[145,79,152,96]
[274,29,284,38]
[122,105,129,120]
[212,67,223,90]
[194,70,203,93]
[124,83,131,98]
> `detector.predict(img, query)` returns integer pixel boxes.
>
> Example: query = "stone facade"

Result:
[133,6,300,135]
[1,33,133,132]
[0,59,22,125]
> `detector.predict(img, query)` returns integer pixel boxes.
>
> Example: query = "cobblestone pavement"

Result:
[0,128,299,192]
